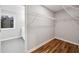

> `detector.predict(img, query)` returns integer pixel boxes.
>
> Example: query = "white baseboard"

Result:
[55,37,79,46]
[0,36,22,41]
[26,38,55,53]
[26,37,79,53]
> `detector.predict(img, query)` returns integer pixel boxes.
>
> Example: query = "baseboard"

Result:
[26,38,55,53]
[0,36,22,41]
[55,37,79,46]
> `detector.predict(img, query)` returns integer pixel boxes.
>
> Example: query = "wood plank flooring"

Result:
[32,39,79,53]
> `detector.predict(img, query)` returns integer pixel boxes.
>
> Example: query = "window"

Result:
[0,9,15,29]
[1,15,14,28]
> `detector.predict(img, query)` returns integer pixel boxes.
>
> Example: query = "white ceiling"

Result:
[44,5,64,12]
[44,5,79,12]
[72,5,79,8]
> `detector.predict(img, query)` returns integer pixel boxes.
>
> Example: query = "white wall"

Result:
[55,9,79,44]
[1,38,25,53]
[27,5,55,50]
[0,5,25,53]
[0,5,25,41]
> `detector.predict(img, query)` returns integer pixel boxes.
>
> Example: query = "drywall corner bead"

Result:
[0,41,1,53]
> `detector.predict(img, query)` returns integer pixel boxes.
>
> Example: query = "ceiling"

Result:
[72,5,79,8]
[44,5,79,12]
[44,5,64,12]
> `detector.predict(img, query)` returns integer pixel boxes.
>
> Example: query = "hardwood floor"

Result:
[32,39,79,53]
